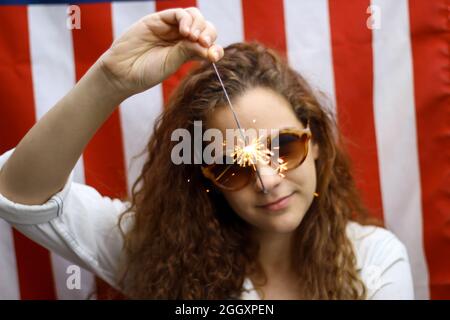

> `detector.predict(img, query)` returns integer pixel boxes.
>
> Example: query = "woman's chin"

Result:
[256,209,305,234]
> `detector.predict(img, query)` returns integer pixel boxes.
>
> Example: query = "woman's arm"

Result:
[0,63,125,205]
[0,7,223,205]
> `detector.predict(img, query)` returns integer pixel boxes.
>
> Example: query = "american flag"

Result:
[0,0,448,300]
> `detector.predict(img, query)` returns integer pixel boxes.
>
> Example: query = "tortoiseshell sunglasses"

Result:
[201,127,312,191]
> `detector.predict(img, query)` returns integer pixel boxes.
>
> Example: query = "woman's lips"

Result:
[257,192,295,212]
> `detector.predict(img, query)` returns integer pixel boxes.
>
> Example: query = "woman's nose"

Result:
[253,162,283,193]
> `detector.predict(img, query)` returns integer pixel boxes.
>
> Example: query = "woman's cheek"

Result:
[222,191,249,216]
[293,160,313,184]
[289,157,317,197]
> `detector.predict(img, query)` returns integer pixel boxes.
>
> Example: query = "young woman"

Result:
[0,8,413,299]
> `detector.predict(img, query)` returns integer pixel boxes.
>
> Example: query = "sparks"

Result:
[231,137,271,169]
[228,136,287,178]
[276,158,289,178]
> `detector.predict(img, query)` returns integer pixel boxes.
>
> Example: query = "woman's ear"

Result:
[311,141,319,160]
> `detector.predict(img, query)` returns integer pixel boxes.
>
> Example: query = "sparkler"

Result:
[212,62,269,193]
[231,137,271,169]
[212,62,288,193]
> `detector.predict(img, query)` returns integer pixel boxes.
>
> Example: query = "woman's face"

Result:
[207,86,319,235]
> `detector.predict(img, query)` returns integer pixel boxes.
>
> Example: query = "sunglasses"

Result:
[201,127,312,191]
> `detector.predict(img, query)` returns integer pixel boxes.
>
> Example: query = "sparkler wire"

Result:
[212,62,268,194]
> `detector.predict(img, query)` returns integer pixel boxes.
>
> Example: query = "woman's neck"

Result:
[253,230,294,275]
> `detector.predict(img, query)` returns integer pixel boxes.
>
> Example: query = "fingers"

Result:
[159,8,218,47]
[179,41,224,63]
[158,7,223,62]
[185,7,206,41]
[198,21,217,47]
[177,10,192,37]
[158,8,192,36]
[207,44,224,62]
[183,8,222,62]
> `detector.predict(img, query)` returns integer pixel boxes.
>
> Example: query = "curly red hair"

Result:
[115,42,379,299]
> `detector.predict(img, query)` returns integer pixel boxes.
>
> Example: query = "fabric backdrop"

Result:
[0,0,448,299]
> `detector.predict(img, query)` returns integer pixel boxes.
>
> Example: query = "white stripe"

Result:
[112,1,163,197]
[197,0,244,47]
[0,221,20,299]
[283,0,336,113]
[371,0,429,299]
[28,4,95,299]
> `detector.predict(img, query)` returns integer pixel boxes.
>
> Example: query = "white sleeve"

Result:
[359,228,415,300]
[0,148,133,289]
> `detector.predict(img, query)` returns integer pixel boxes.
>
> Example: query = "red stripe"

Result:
[241,0,287,57]
[156,0,197,104]
[0,5,56,299]
[328,0,384,222]
[409,0,450,299]
[71,3,127,299]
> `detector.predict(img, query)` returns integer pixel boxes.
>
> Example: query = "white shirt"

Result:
[0,148,414,299]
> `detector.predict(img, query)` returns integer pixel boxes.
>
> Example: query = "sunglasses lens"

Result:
[208,154,253,190]
[272,132,309,170]
[203,130,310,190]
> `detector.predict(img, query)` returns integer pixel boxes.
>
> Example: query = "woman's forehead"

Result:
[207,87,303,133]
